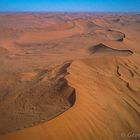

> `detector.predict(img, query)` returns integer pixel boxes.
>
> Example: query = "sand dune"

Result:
[0,62,75,135]
[89,43,133,56]
[0,13,140,140]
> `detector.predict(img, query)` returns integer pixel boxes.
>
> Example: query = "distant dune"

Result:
[0,13,140,140]
[89,43,133,56]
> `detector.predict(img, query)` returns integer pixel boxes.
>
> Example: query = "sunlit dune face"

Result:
[0,13,140,140]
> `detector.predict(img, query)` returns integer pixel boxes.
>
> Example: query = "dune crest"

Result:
[89,43,133,56]
[0,62,75,135]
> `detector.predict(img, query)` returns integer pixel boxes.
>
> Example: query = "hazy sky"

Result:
[0,0,140,12]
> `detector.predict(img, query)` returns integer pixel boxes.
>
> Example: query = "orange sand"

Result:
[0,13,140,140]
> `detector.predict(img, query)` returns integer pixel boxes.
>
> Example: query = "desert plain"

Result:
[0,13,140,140]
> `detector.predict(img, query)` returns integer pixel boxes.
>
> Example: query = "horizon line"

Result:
[0,11,140,14]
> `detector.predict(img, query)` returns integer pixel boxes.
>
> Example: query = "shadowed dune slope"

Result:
[0,62,76,135]
[89,43,133,56]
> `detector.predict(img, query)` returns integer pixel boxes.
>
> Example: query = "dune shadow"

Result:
[68,88,76,107]
[89,43,133,56]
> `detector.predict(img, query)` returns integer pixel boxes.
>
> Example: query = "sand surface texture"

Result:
[0,13,140,140]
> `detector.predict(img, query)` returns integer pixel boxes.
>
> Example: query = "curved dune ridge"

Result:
[106,29,125,41]
[89,43,133,56]
[1,49,140,140]
[0,13,140,140]
[0,62,76,135]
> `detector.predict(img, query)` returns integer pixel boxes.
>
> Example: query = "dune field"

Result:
[0,13,140,140]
